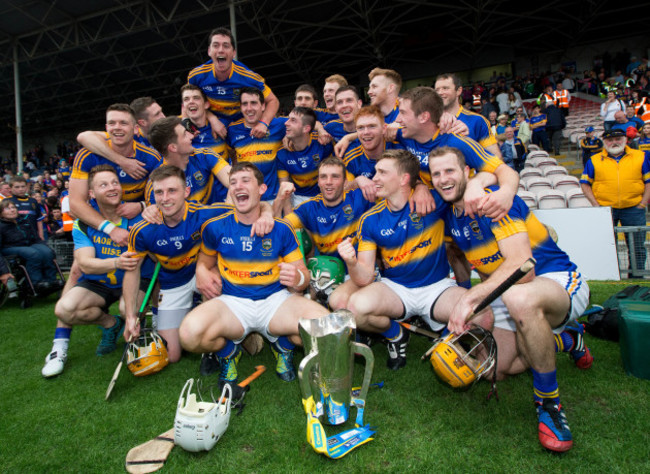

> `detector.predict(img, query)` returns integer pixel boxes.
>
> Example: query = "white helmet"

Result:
[174,379,232,452]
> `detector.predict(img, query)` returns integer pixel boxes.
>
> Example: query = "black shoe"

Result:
[199,352,220,376]
[386,329,410,370]
[34,281,51,294]
[356,330,376,347]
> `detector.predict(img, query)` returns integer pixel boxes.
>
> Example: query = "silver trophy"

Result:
[298,310,374,426]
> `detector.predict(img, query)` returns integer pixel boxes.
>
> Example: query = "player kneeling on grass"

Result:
[338,149,469,370]
[42,165,143,378]
[179,162,329,392]
[429,146,592,453]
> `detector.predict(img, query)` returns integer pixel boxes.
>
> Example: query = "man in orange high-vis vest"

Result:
[553,83,571,117]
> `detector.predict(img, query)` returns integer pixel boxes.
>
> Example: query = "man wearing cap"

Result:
[579,127,603,166]
[581,129,650,278]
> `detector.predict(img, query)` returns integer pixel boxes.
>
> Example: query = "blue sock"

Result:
[54,327,72,340]
[532,368,560,404]
[458,280,472,289]
[554,332,574,352]
[216,340,236,358]
[381,321,402,341]
[276,336,295,352]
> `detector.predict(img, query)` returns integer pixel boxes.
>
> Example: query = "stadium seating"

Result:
[536,189,567,209]
[550,174,580,192]
[541,165,568,177]
[526,176,553,194]
[517,190,537,209]
[520,167,543,180]
[565,188,593,208]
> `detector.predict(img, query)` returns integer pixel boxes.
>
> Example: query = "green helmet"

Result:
[307,256,345,305]
[296,229,313,258]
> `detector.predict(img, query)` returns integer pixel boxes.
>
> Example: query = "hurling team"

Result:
[42,27,592,453]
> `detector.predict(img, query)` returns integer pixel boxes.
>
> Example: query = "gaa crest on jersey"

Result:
[409,212,423,230]
[193,171,205,185]
[191,231,201,241]
[343,204,353,220]
[312,153,321,164]
[262,238,272,250]
[233,88,241,98]
[469,220,483,240]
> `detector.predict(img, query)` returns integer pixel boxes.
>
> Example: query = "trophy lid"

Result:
[299,309,356,337]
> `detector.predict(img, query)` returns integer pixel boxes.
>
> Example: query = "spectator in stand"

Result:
[580,126,603,166]
[562,74,575,93]
[496,88,510,115]
[512,112,531,145]
[500,126,527,172]
[496,114,509,136]
[42,170,55,188]
[0,182,10,200]
[487,110,498,135]
[0,199,61,292]
[638,123,650,153]
[481,97,497,120]
[507,92,522,117]
[581,129,650,278]
[47,208,66,241]
[625,107,644,131]
[545,102,567,156]
[600,91,626,132]
[530,104,551,152]
[611,111,638,134]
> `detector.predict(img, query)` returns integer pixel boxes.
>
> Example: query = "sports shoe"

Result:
[96,316,125,356]
[217,345,242,384]
[536,399,573,452]
[270,340,296,382]
[218,381,247,407]
[42,350,67,378]
[566,322,593,370]
[356,330,376,347]
[199,352,220,376]
[386,329,410,370]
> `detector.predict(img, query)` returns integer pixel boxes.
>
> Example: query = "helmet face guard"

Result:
[429,326,497,389]
[127,329,169,377]
[307,256,345,305]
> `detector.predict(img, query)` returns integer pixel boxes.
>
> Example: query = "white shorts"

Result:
[380,277,457,331]
[157,276,197,331]
[217,289,291,343]
[492,271,589,334]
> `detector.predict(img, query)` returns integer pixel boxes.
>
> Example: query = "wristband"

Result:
[458,280,472,289]
[102,222,116,235]
[99,220,110,232]
[258,120,269,129]
[296,270,306,288]
[140,201,146,211]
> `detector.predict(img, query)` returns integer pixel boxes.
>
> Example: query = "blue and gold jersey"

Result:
[456,106,497,149]
[58,164,71,180]
[134,133,152,148]
[314,108,338,125]
[384,100,400,124]
[192,123,229,158]
[357,190,450,287]
[128,202,232,289]
[226,117,287,200]
[343,139,402,179]
[285,189,374,261]
[276,137,334,197]
[145,148,229,205]
[323,119,348,143]
[187,60,272,124]
[442,186,577,276]
[530,114,547,131]
[396,129,503,187]
[201,212,303,300]
[72,139,162,202]
[638,137,650,153]
[73,216,142,288]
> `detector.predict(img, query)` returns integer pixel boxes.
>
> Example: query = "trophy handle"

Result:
[298,351,319,413]
[351,341,374,407]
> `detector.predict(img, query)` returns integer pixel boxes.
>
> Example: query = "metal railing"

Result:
[47,240,74,271]
[614,226,649,279]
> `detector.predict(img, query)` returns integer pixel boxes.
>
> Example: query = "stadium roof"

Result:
[0,0,647,145]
